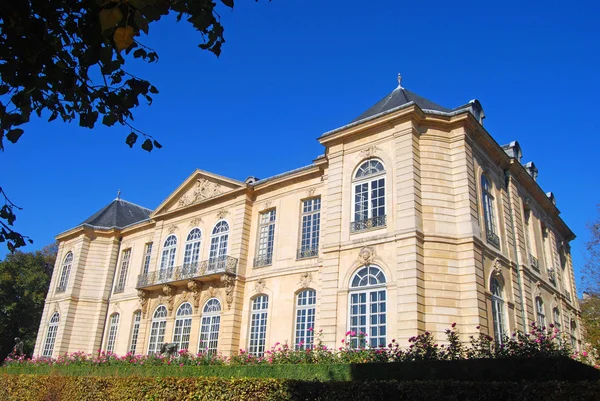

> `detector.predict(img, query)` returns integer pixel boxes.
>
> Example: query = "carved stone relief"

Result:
[360,145,381,159]
[178,178,222,207]
[138,290,149,318]
[299,272,313,288]
[254,279,266,295]
[187,280,202,312]
[306,188,316,198]
[161,285,175,316]
[189,217,203,227]
[534,281,542,298]
[221,274,236,310]
[357,247,376,265]
[168,225,178,234]
[216,209,229,220]
[491,258,502,276]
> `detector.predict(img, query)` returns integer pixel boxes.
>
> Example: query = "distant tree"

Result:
[0,244,56,361]
[581,205,600,353]
[580,293,600,353]
[0,0,259,251]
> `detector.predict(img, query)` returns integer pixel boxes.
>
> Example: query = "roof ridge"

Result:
[115,198,153,212]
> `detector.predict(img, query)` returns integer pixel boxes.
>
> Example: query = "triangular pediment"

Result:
[152,169,244,216]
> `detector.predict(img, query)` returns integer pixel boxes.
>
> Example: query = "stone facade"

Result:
[34,81,580,358]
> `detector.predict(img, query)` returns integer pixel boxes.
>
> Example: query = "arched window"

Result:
[295,289,316,350]
[570,320,578,350]
[106,313,120,353]
[199,298,221,355]
[553,308,561,331]
[351,159,386,232]
[183,228,202,276]
[42,312,60,357]
[129,310,142,354]
[349,265,386,348]
[57,252,73,293]
[148,305,168,355]
[209,221,229,271]
[535,297,546,328]
[481,175,499,248]
[159,235,178,280]
[173,303,193,351]
[249,295,269,356]
[490,278,505,343]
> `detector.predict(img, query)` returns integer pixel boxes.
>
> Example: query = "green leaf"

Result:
[102,113,118,127]
[141,138,153,152]
[6,129,24,144]
[221,0,234,8]
[125,132,138,148]
[153,140,162,149]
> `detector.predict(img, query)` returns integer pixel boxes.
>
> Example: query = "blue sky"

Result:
[1,0,599,291]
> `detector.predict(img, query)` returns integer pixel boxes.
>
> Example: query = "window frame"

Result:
[141,242,153,276]
[114,248,131,293]
[209,220,230,271]
[172,302,193,352]
[297,198,321,259]
[106,313,120,353]
[348,265,387,349]
[147,305,168,355]
[490,277,506,343]
[254,209,276,267]
[198,298,222,355]
[128,310,142,355]
[159,235,178,281]
[248,295,269,357]
[294,289,316,350]
[481,175,500,248]
[57,252,73,293]
[535,297,546,328]
[183,228,203,273]
[351,159,387,233]
[42,312,60,357]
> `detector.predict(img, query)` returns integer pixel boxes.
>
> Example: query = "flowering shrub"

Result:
[4,323,592,368]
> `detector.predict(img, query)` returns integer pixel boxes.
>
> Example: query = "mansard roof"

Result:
[81,198,152,229]
[352,86,451,123]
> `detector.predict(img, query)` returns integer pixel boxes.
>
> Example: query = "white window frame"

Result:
[115,249,131,293]
[481,175,499,248]
[159,235,178,280]
[209,220,229,271]
[147,305,168,355]
[351,159,386,232]
[42,312,60,357]
[199,298,221,355]
[294,289,316,350]
[57,252,73,293]
[141,242,153,275]
[348,265,387,349]
[172,302,193,352]
[106,313,120,353]
[128,310,142,354]
[248,295,269,357]
[298,198,321,259]
[535,297,546,328]
[490,278,506,343]
[183,228,202,273]
[255,209,276,267]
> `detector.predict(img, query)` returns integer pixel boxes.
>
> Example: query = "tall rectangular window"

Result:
[249,295,269,356]
[254,210,276,267]
[298,198,321,259]
[106,313,120,353]
[295,290,316,349]
[42,312,60,357]
[142,243,153,275]
[351,159,386,232]
[129,311,141,354]
[114,249,131,293]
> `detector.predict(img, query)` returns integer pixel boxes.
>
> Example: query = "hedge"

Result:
[2,357,598,382]
[1,375,599,401]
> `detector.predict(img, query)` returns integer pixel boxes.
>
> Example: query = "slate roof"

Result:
[81,198,152,229]
[352,86,451,123]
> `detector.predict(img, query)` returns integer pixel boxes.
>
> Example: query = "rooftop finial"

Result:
[397,73,402,88]
[116,189,121,200]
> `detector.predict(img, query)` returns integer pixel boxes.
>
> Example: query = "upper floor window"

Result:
[209,221,229,271]
[298,198,321,259]
[524,209,539,270]
[114,249,131,294]
[159,235,178,279]
[106,313,120,353]
[481,175,499,248]
[173,302,193,352]
[535,297,546,328]
[254,209,276,268]
[183,228,202,273]
[295,289,316,350]
[249,295,269,357]
[553,307,561,331]
[42,312,60,357]
[57,252,73,293]
[141,243,153,275]
[351,159,386,233]
[199,298,221,355]
[490,278,505,343]
[349,265,386,348]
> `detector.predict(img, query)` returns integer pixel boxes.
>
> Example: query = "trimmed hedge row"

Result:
[2,357,598,382]
[1,375,599,401]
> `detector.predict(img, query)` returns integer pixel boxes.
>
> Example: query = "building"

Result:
[34,75,581,358]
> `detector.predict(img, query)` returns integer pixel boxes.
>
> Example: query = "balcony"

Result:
[351,215,387,233]
[136,256,237,290]
[547,267,556,284]
[253,254,273,268]
[529,254,539,271]
[297,245,319,260]
[486,230,500,249]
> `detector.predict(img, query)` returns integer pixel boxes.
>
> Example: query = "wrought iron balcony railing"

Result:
[486,230,500,249]
[253,254,273,268]
[297,245,319,259]
[350,215,387,233]
[547,267,556,284]
[136,256,237,289]
[529,254,539,270]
